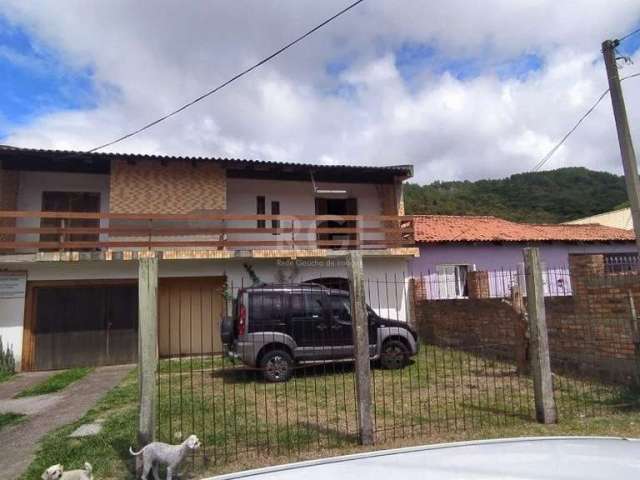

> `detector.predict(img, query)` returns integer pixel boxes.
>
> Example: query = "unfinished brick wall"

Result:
[416,254,640,383]
[109,159,226,214]
[0,162,19,242]
[467,271,490,299]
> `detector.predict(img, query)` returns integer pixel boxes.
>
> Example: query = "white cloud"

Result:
[0,0,639,183]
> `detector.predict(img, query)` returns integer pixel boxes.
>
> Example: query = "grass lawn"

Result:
[22,347,640,480]
[15,367,92,398]
[0,412,25,432]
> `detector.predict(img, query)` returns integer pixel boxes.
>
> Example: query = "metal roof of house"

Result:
[413,214,636,243]
[0,145,413,182]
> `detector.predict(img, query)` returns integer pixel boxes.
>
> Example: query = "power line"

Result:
[619,26,640,43]
[87,0,366,153]
[532,71,640,172]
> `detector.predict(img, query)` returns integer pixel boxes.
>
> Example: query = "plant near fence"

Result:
[0,335,16,376]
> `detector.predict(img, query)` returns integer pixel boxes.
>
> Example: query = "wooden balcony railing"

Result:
[0,211,415,253]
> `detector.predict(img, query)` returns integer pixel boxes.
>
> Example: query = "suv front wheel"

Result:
[260,349,294,382]
[380,339,410,369]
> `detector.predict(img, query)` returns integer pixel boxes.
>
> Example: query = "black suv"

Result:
[221,283,418,382]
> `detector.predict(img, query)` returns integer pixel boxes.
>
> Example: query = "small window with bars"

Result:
[604,253,640,273]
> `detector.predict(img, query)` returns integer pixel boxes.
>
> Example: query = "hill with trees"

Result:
[404,167,628,224]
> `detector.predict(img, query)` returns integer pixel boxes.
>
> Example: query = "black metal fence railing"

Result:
[155,261,640,473]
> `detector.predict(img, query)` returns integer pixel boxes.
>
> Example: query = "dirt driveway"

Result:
[0,365,132,479]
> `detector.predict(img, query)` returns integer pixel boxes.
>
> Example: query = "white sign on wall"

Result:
[0,272,26,299]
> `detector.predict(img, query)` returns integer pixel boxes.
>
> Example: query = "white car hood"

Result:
[207,437,640,480]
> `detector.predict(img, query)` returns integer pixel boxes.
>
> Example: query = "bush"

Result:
[0,335,16,375]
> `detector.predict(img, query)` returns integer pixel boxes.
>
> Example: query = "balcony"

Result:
[0,211,415,260]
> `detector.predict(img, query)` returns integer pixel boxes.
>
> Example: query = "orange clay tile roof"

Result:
[412,215,636,243]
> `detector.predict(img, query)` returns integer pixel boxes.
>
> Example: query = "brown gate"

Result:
[158,276,226,357]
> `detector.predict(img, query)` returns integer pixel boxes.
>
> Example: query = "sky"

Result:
[0,1,639,184]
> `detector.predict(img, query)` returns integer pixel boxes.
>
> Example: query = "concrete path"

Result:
[0,364,133,479]
[0,370,55,400]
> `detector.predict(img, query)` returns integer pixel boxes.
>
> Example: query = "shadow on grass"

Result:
[211,359,417,385]
[110,436,138,478]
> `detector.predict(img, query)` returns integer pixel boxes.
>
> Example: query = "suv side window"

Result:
[248,291,287,327]
[304,291,324,318]
[330,295,351,323]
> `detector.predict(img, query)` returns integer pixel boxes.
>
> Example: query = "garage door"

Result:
[24,281,138,371]
[158,277,226,357]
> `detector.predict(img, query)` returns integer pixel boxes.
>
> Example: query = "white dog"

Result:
[41,462,93,480]
[130,434,201,480]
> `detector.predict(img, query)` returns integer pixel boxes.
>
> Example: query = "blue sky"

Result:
[0,16,95,137]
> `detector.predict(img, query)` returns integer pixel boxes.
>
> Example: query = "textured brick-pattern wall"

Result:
[415,254,639,383]
[0,163,19,242]
[109,159,226,214]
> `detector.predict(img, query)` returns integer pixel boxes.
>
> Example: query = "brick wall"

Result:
[0,162,19,242]
[415,254,640,383]
[109,159,226,214]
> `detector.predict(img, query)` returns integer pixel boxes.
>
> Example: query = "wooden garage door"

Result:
[24,280,138,371]
[158,277,226,357]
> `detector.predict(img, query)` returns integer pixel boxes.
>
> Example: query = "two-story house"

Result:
[0,146,416,371]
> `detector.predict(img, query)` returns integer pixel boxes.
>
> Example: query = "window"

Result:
[289,290,325,317]
[40,191,101,247]
[305,291,324,317]
[248,292,286,325]
[436,264,470,298]
[256,196,266,228]
[330,295,351,323]
[271,201,280,233]
[605,252,640,273]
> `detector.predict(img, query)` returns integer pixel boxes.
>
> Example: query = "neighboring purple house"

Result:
[410,215,637,299]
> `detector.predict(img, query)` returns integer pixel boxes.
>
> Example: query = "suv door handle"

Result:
[316,323,328,331]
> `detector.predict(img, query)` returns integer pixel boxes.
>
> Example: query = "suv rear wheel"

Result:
[260,349,293,382]
[380,339,410,369]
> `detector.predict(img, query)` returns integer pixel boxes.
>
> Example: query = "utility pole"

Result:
[602,39,640,251]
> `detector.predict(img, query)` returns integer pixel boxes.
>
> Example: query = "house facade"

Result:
[0,146,417,371]
[409,215,636,299]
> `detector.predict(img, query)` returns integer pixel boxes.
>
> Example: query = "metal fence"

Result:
[153,256,640,473]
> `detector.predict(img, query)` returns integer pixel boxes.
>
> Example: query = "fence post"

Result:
[523,247,557,424]
[138,254,158,452]
[346,250,374,445]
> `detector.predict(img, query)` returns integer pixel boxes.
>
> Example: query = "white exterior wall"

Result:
[565,208,633,230]
[16,171,111,243]
[225,178,387,245]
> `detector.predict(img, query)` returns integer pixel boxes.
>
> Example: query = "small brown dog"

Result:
[41,462,93,480]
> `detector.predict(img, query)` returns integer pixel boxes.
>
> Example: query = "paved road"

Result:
[0,365,133,479]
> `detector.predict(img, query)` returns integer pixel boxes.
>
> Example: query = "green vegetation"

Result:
[0,370,15,383]
[15,367,92,398]
[405,167,628,223]
[21,369,138,480]
[23,349,640,480]
[0,412,25,432]
[0,335,16,379]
